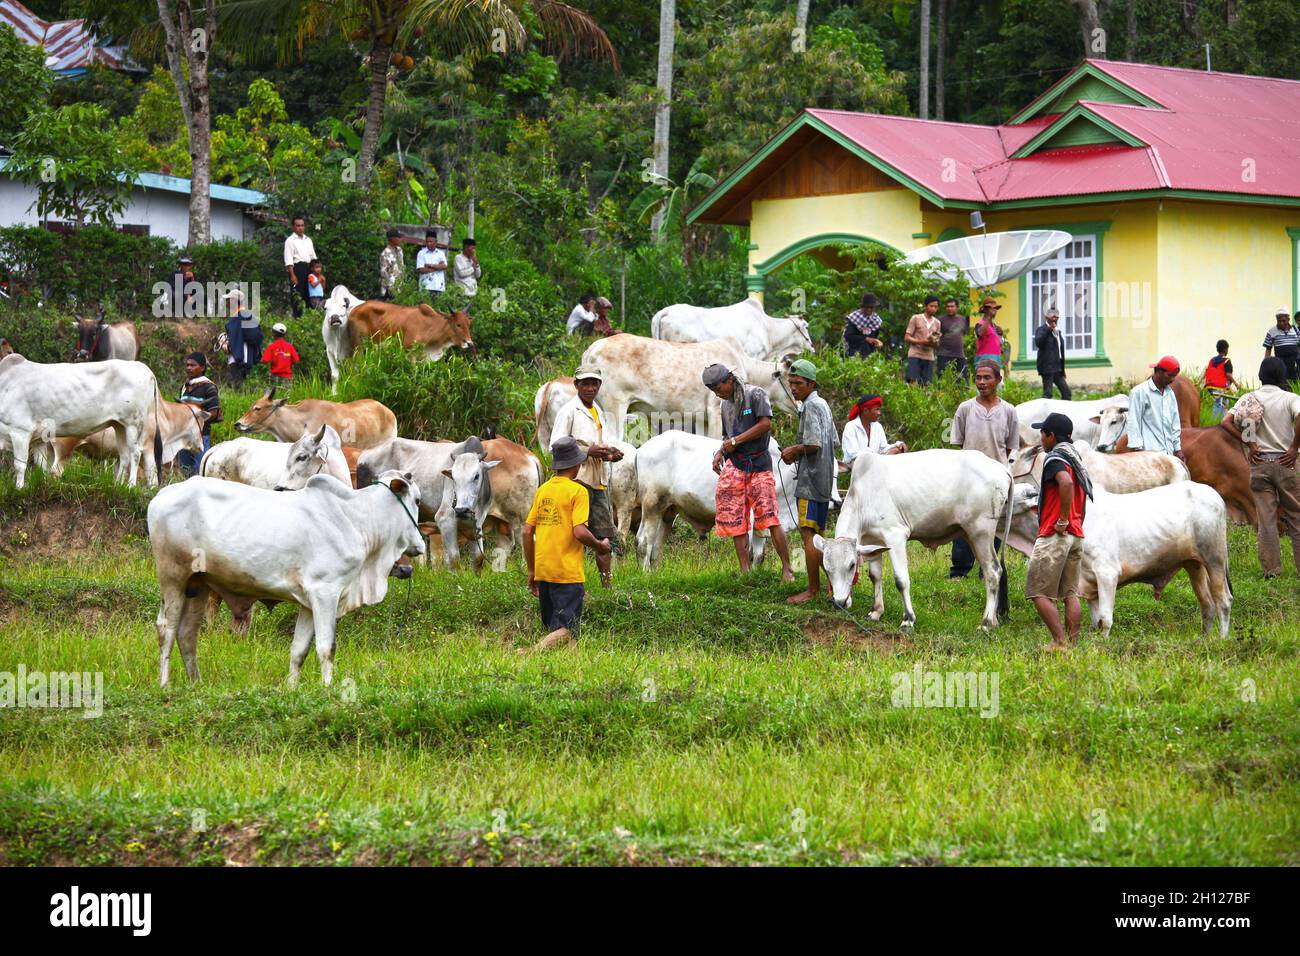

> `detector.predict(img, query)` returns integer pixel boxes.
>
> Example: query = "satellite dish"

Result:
[905,230,1072,287]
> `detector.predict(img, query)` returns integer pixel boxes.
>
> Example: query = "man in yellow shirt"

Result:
[521,437,613,654]
[550,363,624,586]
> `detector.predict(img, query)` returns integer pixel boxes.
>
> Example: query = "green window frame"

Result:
[1016,220,1113,369]
[1288,227,1300,315]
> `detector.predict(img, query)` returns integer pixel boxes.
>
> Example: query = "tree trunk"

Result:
[358,26,394,190]
[935,0,947,121]
[1068,0,1103,57]
[918,0,931,120]
[795,0,810,39]
[1126,0,1137,58]
[650,0,676,236]
[157,0,212,246]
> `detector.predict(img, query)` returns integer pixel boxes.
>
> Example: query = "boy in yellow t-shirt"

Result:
[520,437,613,654]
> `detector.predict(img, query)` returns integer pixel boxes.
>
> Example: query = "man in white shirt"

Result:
[550,363,624,586]
[452,238,480,296]
[283,215,317,318]
[565,293,597,335]
[415,230,447,300]
[1222,356,1300,577]
[840,394,906,466]
[1123,355,1185,460]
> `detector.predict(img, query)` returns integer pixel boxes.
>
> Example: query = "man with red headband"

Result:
[840,394,906,467]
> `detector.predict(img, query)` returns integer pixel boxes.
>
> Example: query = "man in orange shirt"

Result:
[261,322,301,382]
[904,295,942,385]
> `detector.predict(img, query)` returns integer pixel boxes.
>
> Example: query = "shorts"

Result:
[715,464,780,537]
[1025,533,1084,600]
[579,483,617,541]
[538,581,584,633]
[906,357,935,384]
[798,498,829,532]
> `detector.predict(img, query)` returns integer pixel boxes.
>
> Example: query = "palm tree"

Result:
[630,155,716,264]
[228,0,618,188]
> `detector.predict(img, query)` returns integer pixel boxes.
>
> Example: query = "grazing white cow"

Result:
[816,450,1014,631]
[200,430,350,491]
[1005,481,1231,637]
[49,397,208,485]
[148,470,426,687]
[580,334,799,443]
[1010,440,1188,494]
[0,355,158,488]
[357,435,541,570]
[1014,395,1127,448]
[651,297,814,361]
[633,432,799,570]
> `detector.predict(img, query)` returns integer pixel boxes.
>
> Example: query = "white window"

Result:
[1025,235,1096,358]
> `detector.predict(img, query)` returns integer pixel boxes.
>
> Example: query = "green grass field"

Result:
[1,459,1297,867]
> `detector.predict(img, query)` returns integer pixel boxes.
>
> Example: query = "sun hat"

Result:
[550,436,588,471]
[574,363,603,382]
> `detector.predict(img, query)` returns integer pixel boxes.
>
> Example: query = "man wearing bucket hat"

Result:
[1025,412,1093,652]
[550,363,624,586]
[781,359,838,603]
[521,436,612,654]
[222,289,263,388]
[704,363,794,581]
[1123,355,1185,460]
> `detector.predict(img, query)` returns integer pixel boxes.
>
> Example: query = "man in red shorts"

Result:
[703,363,795,580]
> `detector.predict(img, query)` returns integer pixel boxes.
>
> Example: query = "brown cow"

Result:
[75,315,139,362]
[1173,373,1202,427]
[234,388,397,449]
[321,285,474,388]
[0,337,13,358]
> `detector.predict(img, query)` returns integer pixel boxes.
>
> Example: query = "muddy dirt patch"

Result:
[1,502,145,560]
[801,614,910,655]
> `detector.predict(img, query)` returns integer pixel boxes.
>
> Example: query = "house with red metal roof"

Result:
[688,59,1300,385]
[0,0,132,76]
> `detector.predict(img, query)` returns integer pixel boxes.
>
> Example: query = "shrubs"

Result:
[0,226,174,311]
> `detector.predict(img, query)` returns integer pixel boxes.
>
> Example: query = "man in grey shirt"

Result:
[781,359,838,604]
[949,358,1018,616]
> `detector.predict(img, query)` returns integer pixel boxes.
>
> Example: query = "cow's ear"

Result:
[483,459,501,470]
[388,477,409,496]
[441,468,452,478]
[273,398,289,408]
[315,443,329,461]
[857,545,887,558]
[812,533,826,552]
[1088,415,1101,423]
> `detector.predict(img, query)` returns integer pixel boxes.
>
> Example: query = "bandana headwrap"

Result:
[849,395,882,422]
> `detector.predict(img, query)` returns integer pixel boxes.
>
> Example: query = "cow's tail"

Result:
[650,307,665,340]
[151,375,164,481]
[356,456,375,489]
[996,472,1015,566]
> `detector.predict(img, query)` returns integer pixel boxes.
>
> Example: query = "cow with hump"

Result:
[234,387,396,450]
[148,470,425,687]
[651,297,814,362]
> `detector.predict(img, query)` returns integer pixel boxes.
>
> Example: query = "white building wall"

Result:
[0,176,255,245]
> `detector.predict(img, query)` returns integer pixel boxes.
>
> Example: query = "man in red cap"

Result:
[1123,356,1186,461]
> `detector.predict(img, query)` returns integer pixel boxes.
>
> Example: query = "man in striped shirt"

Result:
[1123,355,1185,461]
[843,292,884,358]
[1263,307,1300,382]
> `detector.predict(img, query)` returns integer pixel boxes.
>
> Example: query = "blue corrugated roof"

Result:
[0,157,265,206]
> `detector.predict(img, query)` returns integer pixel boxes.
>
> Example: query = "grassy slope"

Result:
[1,465,1296,865]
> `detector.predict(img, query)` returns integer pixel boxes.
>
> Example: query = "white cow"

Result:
[1006,481,1231,637]
[1014,395,1127,449]
[580,334,799,443]
[321,285,365,390]
[356,435,540,571]
[1092,400,1132,451]
[49,397,208,485]
[1010,440,1188,494]
[609,440,639,546]
[633,432,799,570]
[816,449,1014,631]
[533,377,578,452]
[651,298,814,361]
[200,429,350,491]
[148,470,426,687]
[0,355,158,488]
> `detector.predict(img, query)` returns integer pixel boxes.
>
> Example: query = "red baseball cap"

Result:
[1149,355,1180,373]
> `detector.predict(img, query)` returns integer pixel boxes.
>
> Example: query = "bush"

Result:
[0,226,174,310]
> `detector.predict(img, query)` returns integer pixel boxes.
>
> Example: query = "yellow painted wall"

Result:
[1155,201,1298,386]
[747,189,923,287]
[981,202,1160,386]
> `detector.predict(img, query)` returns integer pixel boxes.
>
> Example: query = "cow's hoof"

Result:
[900,620,914,633]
